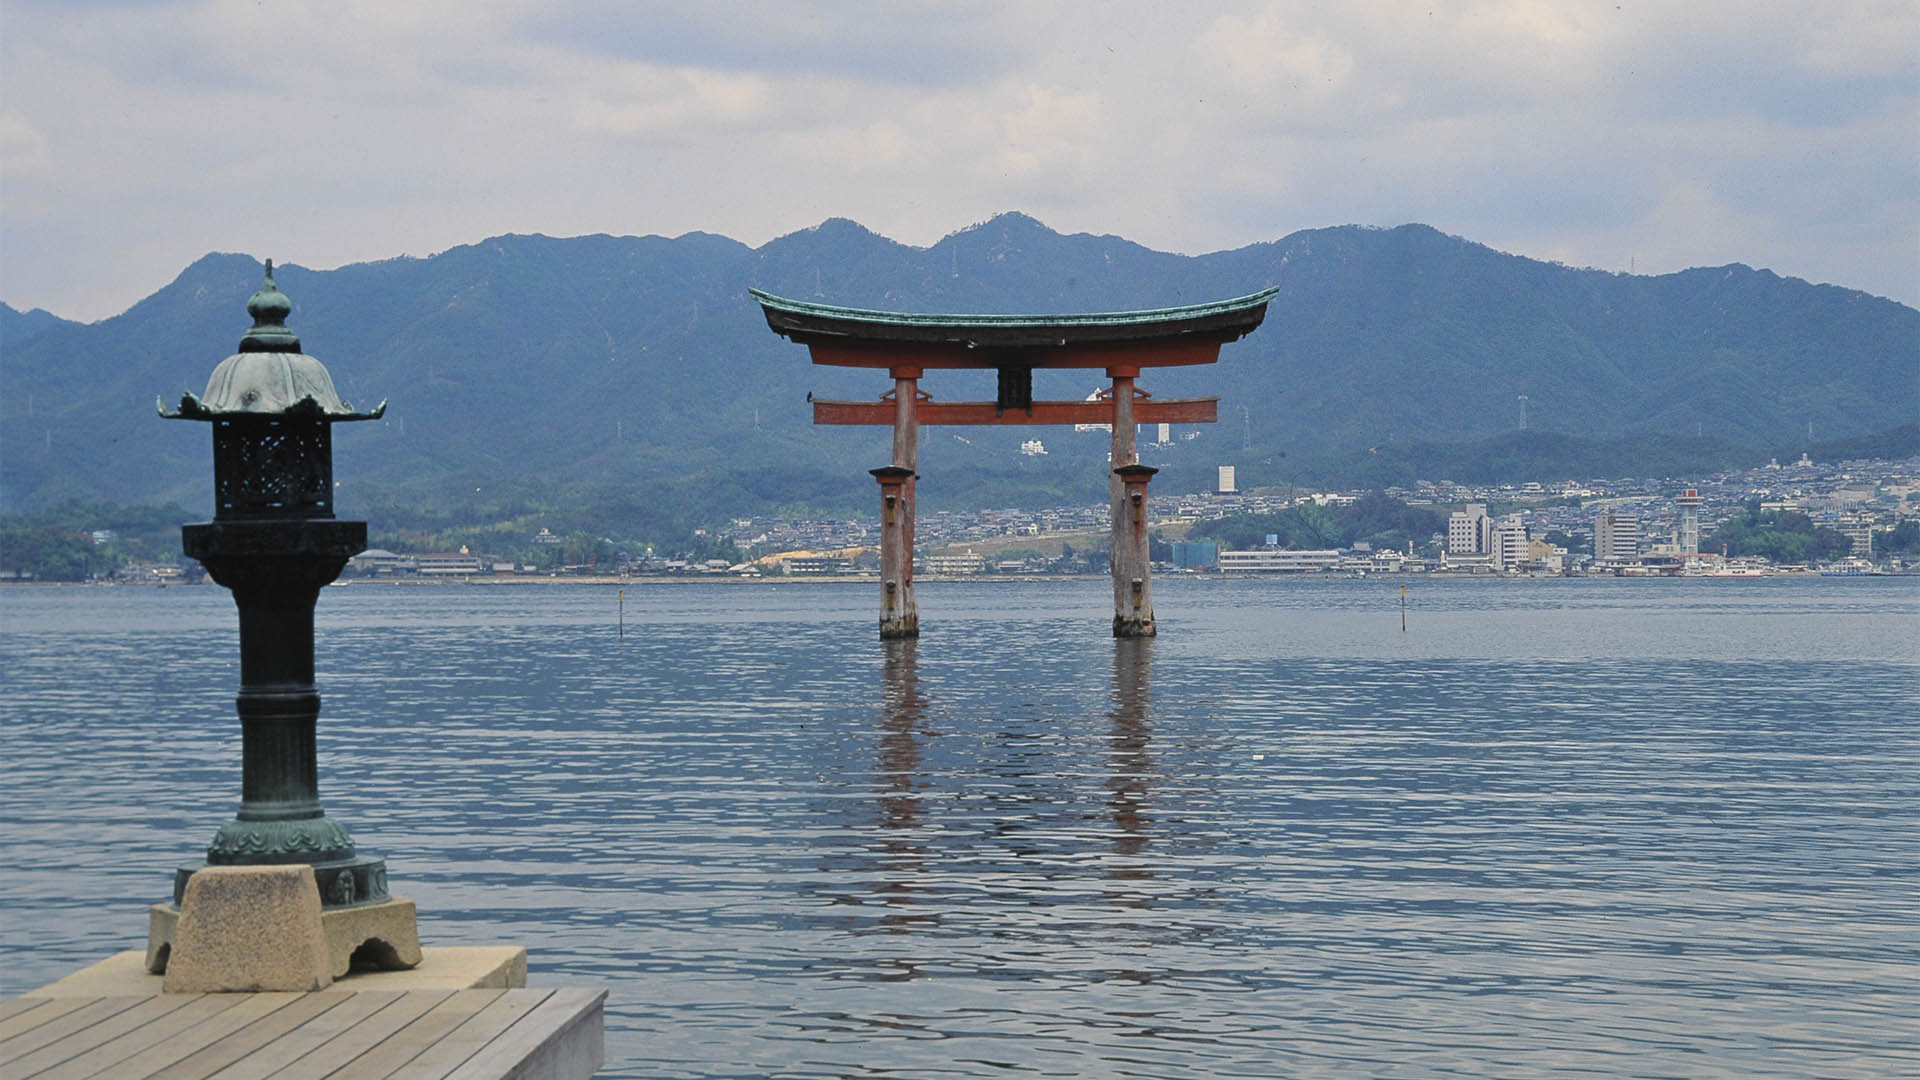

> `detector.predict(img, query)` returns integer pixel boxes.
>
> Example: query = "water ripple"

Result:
[2,578,1916,1078]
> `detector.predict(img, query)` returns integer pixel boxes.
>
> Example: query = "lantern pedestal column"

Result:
[1112,464,1158,638]
[171,519,390,909]
[145,518,420,979]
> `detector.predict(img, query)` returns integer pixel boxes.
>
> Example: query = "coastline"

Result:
[5,569,1911,589]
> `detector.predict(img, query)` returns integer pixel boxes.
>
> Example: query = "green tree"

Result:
[0,526,105,581]
[1189,492,1443,552]
[682,531,745,565]
[1877,520,1920,555]
[1704,507,1853,563]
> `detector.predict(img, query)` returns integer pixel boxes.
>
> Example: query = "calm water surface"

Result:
[2,577,1917,1078]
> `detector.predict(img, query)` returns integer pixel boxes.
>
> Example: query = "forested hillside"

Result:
[5,213,1914,539]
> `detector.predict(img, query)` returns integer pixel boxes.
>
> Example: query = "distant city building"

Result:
[1217,549,1342,573]
[779,555,852,575]
[699,449,1914,580]
[1155,423,1172,445]
[347,548,408,575]
[1217,465,1237,494]
[1840,518,1874,557]
[921,551,987,575]
[1448,503,1492,555]
[1490,514,1529,572]
[1675,488,1703,554]
[1019,439,1047,456]
[1528,537,1568,574]
[1168,540,1217,569]
[115,562,185,583]
[1595,513,1640,562]
[417,550,486,576]
[1073,386,1110,432]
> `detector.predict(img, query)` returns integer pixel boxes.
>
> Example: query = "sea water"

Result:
[2,577,1916,1078]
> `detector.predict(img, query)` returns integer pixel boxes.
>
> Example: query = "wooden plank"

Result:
[332,989,505,1080]
[0,996,104,1043]
[0,996,71,1025]
[381,991,551,1080]
[814,396,1218,426]
[194,991,402,1080]
[0,987,602,1080]
[442,989,604,1080]
[27,993,238,1079]
[142,992,353,1080]
[264,990,452,1080]
[96,992,305,1079]
[0,991,156,1060]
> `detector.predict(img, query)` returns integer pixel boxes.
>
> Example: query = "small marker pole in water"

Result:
[618,588,624,639]
[1401,583,1407,632]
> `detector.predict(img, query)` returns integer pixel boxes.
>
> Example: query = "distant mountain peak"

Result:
[804,217,879,238]
[946,211,1056,241]
[1,302,81,348]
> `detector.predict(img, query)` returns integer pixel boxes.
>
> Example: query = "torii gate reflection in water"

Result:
[752,287,1277,638]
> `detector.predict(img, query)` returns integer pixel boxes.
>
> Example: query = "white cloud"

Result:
[0,112,51,179]
[1,0,1914,319]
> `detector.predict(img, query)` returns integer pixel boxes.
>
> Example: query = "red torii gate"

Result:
[752,287,1277,638]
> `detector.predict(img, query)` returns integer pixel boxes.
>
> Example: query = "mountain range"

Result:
[4,213,1915,538]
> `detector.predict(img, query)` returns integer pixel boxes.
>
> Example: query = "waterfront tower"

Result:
[1676,488,1703,555]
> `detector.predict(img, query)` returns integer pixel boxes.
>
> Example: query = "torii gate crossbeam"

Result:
[752,287,1277,639]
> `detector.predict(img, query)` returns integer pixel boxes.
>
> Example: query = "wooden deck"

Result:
[0,987,603,1079]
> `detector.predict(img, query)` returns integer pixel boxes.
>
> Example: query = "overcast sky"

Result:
[4,1,1914,321]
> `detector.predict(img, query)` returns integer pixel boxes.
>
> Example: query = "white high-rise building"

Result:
[1073,386,1110,433]
[1448,504,1492,555]
[1595,513,1640,562]
[1490,514,1529,572]
[1156,423,1172,445]
[1216,465,1237,494]
[1840,517,1874,557]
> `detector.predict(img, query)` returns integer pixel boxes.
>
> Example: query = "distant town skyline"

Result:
[4,1,1915,321]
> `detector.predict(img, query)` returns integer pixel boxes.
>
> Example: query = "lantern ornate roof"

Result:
[160,261,385,422]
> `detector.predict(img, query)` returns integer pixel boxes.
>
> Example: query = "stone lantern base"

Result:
[174,851,389,909]
[145,888,421,981]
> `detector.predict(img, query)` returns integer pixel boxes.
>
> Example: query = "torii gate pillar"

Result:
[1107,366,1145,635]
[871,466,918,638]
[872,365,921,639]
[1112,464,1158,637]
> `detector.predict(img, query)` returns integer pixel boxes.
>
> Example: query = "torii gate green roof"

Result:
[751,286,1278,350]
